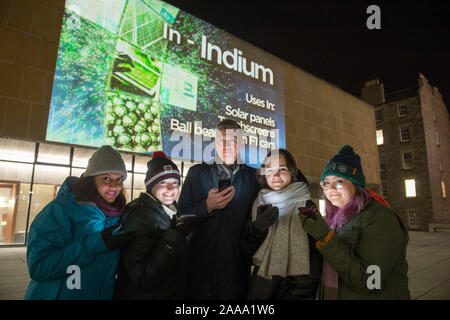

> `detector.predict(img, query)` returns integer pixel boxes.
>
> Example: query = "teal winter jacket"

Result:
[24,177,120,300]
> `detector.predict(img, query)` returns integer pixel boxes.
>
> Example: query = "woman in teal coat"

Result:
[24,145,134,300]
[298,145,411,299]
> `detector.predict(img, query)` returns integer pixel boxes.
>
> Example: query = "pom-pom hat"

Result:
[321,145,366,188]
[145,151,181,192]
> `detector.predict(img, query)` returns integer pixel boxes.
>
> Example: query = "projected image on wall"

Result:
[47,0,286,166]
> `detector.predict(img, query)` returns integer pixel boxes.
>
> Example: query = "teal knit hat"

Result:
[321,145,366,188]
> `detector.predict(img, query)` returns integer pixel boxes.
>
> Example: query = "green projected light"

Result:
[105,91,162,152]
[47,0,285,165]
[160,63,198,111]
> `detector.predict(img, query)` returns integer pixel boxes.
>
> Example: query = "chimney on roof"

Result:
[361,78,385,106]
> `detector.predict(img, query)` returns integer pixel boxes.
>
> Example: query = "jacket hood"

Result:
[56,176,79,199]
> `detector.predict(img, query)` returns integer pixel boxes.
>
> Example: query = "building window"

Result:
[407,209,420,229]
[435,131,440,146]
[402,151,413,169]
[443,181,447,198]
[405,179,416,197]
[381,182,388,198]
[376,130,384,145]
[375,110,383,122]
[0,137,192,246]
[399,126,410,142]
[379,155,386,171]
[433,111,437,122]
[439,155,443,172]
[397,104,407,117]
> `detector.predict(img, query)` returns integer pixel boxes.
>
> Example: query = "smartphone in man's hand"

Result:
[218,178,232,193]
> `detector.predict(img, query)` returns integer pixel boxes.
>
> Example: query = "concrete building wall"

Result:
[284,65,380,193]
[418,74,450,224]
[0,0,380,198]
[0,0,64,141]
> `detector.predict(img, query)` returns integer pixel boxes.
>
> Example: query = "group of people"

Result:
[24,118,411,300]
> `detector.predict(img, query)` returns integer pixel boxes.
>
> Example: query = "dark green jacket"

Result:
[318,200,411,300]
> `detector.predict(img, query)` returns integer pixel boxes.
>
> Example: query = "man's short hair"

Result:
[216,118,241,131]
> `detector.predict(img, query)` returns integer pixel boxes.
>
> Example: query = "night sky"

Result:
[164,0,450,111]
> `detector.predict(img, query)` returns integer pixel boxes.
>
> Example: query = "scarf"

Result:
[93,192,126,217]
[215,153,241,183]
[252,181,311,279]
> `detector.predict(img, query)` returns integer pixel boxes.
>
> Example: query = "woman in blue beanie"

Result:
[24,145,134,299]
[298,145,411,299]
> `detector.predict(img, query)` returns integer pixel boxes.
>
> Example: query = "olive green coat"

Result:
[318,200,411,299]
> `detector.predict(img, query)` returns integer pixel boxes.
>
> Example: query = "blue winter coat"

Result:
[24,177,120,300]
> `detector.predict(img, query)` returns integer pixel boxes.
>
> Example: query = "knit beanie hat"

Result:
[145,151,180,192]
[321,145,366,188]
[83,145,127,179]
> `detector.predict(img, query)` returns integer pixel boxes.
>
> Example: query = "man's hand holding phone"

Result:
[206,185,235,213]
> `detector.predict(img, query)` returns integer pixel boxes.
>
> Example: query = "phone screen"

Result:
[218,179,231,192]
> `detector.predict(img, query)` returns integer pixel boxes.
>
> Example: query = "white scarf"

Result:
[252,181,311,279]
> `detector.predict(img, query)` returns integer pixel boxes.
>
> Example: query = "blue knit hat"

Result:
[321,145,366,188]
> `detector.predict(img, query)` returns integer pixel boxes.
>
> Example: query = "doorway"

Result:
[0,182,19,244]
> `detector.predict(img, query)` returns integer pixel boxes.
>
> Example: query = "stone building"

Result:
[361,74,449,231]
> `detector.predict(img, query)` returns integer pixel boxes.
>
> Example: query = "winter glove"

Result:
[170,215,199,237]
[101,224,135,251]
[298,207,330,241]
[254,204,279,233]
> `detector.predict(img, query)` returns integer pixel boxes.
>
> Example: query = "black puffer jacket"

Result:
[114,193,187,300]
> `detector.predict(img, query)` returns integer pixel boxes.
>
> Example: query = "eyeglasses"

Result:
[320,178,346,190]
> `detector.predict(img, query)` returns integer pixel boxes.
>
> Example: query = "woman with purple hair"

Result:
[298,145,411,299]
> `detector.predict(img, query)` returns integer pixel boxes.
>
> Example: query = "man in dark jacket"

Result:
[178,119,259,299]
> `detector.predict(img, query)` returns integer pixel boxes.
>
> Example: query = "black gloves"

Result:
[171,215,199,237]
[101,224,135,251]
[254,204,279,233]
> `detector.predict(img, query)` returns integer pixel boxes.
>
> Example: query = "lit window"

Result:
[405,179,416,197]
[376,130,384,145]
[397,104,407,117]
[408,209,420,229]
[400,126,410,142]
[443,181,447,198]
[402,152,413,169]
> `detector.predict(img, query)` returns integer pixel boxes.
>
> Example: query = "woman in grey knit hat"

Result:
[24,145,135,300]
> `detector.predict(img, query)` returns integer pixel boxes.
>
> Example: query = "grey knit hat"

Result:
[82,145,127,179]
